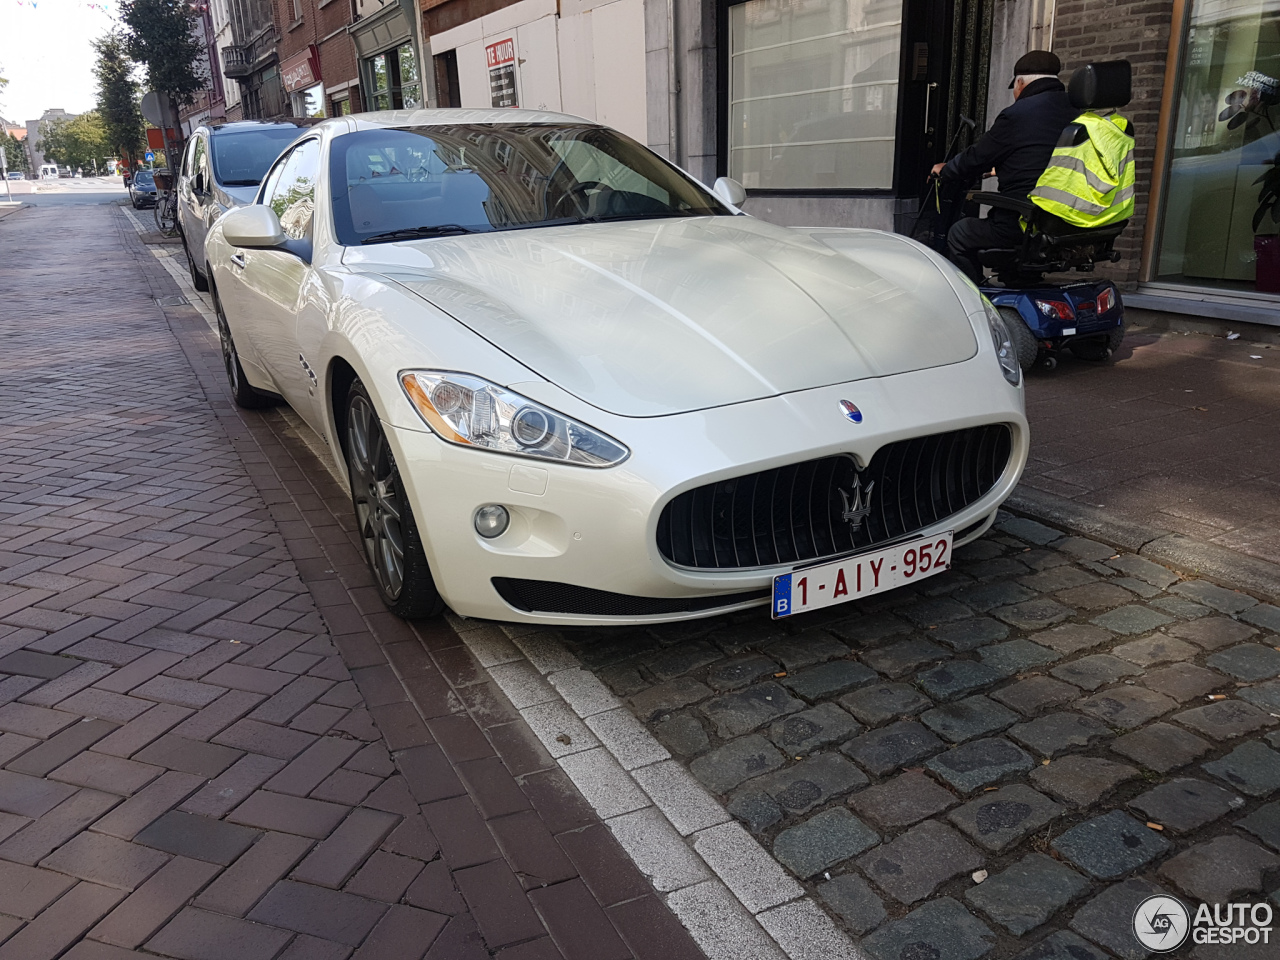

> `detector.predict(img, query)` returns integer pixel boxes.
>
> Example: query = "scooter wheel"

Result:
[997,307,1040,373]
[1042,356,1058,370]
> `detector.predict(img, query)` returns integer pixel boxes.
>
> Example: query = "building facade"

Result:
[415,0,1279,323]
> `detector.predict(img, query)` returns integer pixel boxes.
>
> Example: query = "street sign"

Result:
[145,151,155,163]
[141,90,165,127]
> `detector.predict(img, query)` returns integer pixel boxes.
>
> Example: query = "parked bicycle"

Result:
[152,171,179,238]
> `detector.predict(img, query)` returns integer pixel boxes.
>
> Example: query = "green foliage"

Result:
[93,32,146,166]
[39,112,112,172]
[120,0,205,106]
[1,131,30,173]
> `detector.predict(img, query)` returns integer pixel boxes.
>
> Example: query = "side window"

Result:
[265,139,321,241]
[190,137,207,187]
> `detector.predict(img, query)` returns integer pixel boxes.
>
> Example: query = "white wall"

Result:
[429,0,648,144]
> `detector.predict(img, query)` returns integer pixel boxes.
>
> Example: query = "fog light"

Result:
[474,504,510,539]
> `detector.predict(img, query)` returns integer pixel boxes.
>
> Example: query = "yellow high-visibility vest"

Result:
[1030,111,1136,228]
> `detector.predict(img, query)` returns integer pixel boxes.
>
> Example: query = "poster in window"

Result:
[486,38,519,108]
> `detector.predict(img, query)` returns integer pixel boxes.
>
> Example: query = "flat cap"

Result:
[1009,50,1062,87]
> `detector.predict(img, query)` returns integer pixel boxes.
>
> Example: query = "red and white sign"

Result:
[485,38,515,69]
[281,45,321,93]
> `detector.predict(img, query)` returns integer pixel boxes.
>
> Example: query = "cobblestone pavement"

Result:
[1017,326,1280,569]
[553,516,1280,960]
[0,205,705,958]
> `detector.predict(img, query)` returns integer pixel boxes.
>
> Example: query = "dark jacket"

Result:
[941,77,1076,219]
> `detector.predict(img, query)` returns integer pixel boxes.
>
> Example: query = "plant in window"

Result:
[1254,149,1280,292]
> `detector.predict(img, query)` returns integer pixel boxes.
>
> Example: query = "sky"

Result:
[1,2,119,125]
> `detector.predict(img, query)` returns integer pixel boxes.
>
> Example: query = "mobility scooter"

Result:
[923,61,1134,372]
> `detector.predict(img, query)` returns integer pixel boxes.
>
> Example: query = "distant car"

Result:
[40,164,59,180]
[5,171,23,180]
[177,119,305,292]
[130,169,158,208]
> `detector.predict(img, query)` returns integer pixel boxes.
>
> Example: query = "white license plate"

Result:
[772,531,954,618]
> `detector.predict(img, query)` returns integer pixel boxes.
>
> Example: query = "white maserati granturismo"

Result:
[204,109,1028,626]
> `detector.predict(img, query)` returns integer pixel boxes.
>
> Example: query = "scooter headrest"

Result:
[1069,61,1132,109]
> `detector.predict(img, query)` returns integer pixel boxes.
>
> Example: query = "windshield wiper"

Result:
[579,211,700,225]
[221,178,261,186]
[362,224,477,244]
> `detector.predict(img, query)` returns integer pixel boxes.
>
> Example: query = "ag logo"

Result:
[1133,895,1190,952]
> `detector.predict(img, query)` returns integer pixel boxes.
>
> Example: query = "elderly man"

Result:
[931,50,1077,285]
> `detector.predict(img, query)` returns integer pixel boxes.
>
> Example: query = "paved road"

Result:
[4,177,128,206]
[0,202,704,958]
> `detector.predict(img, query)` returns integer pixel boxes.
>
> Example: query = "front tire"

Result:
[345,380,444,619]
[184,235,209,292]
[212,283,274,409]
[999,306,1041,372]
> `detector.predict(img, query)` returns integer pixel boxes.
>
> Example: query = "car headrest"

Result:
[1068,61,1132,109]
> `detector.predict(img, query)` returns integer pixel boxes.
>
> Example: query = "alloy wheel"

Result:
[348,394,406,600]
[216,307,241,395]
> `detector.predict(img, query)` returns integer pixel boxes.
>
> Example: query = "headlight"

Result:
[400,371,629,467]
[982,297,1021,387]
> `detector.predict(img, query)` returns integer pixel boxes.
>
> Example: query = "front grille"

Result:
[657,424,1013,570]
[492,578,768,616]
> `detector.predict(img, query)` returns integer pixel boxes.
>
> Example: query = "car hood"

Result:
[353,216,978,417]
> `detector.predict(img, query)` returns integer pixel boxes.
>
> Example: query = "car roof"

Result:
[196,120,307,137]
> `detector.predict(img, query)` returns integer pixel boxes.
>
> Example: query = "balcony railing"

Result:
[222,44,251,79]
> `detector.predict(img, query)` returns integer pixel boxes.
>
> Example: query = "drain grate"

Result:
[156,295,189,307]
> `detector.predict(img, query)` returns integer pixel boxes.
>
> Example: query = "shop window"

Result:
[291,83,326,119]
[1156,0,1280,292]
[366,43,421,111]
[728,0,903,190]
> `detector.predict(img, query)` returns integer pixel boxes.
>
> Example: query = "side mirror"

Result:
[712,176,747,207]
[221,205,286,248]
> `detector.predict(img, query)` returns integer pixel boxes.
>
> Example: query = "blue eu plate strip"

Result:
[773,574,792,618]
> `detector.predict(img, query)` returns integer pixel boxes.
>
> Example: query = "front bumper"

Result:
[386,356,1028,625]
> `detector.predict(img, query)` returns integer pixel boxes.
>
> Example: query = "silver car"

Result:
[177,120,304,292]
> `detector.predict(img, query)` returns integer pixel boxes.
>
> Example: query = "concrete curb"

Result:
[453,618,866,960]
[0,202,31,221]
[1006,486,1280,603]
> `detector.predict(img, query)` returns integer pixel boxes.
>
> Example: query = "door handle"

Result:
[924,82,938,135]
[230,252,246,270]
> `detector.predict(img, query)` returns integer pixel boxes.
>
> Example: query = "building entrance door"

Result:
[894,0,995,223]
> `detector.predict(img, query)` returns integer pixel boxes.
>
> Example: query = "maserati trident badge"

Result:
[839,399,863,423]
[839,474,875,532]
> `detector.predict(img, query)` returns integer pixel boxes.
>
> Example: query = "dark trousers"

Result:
[946,214,1025,285]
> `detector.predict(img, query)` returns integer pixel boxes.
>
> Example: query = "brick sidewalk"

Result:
[0,204,704,959]
[1019,329,1280,569]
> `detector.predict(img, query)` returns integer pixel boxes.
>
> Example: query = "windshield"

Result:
[330,123,729,245]
[133,171,154,186]
[211,127,302,187]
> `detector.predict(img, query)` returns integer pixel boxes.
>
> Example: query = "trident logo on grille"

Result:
[839,474,875,531]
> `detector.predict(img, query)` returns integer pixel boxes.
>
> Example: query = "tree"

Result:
[119,0,205,106]
[93,33,146,169]
[1,131,30,174]
[40,112,112,172]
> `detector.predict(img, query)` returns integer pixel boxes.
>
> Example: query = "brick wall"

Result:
[273,0,361,115]
[1052,0,1174,287]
